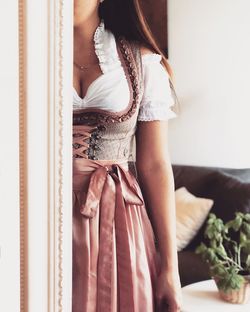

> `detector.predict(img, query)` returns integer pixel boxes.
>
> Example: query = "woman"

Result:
[73,0,182,311]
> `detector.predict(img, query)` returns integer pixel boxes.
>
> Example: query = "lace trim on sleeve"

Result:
[137,101,177,121]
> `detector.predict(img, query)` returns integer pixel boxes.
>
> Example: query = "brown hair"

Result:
[99,0,179,113]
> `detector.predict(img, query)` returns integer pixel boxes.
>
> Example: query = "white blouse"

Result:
[73,20,177,121]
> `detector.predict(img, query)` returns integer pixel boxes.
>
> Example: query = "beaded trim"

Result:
[73,37,140,125]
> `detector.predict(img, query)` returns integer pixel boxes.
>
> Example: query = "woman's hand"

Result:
[154,268,182,312]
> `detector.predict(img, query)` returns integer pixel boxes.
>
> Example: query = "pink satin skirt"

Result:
[72,158,161,312]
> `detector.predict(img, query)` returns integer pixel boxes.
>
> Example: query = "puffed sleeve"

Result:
[137,53,177,121]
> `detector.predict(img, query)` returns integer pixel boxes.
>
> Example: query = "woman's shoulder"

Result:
[123,39,162,63]
[136,46,176,121]
[140,45,157,56]
[139,45,163,65]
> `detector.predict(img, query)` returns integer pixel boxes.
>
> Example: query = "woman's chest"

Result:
[73,66,130,112]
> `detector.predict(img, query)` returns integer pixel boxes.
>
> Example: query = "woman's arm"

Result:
[135,120,178,272]
[136,46,182,311]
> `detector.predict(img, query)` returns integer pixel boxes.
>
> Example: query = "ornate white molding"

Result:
[19,0,73,311]
[0,1,20,311]
[19,0,27,310]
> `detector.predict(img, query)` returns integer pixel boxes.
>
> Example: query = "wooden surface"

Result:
[140,0,168,56]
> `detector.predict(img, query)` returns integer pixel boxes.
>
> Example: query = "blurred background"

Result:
[167,0,250,168]
[143,0,250,168]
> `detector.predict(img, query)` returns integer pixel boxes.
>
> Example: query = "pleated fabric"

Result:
[72,158,161,312]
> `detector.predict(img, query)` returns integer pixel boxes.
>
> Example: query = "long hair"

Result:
[99,0,179,113]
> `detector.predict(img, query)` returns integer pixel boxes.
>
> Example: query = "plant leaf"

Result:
[215,219,224,232]
[242,222,250,237]
[215,245,228,259]
[243,213,250,222]
[225,220,235,230]
[232,215,243,231]
[211,263,227,278]
[195,243,207,254]
[246,255,250,267]
[240,231,247,244]
[241,241,250,254]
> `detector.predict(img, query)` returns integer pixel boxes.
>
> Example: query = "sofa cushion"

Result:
[175,187,214,251]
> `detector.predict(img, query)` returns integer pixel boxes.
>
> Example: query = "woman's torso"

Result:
[72,29,143,164]
[72,20,176,163]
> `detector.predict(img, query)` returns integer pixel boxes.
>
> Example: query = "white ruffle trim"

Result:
[137,103,177,121]
[93,20,121,74]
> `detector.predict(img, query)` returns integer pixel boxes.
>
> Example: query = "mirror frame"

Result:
[19,0,73,311]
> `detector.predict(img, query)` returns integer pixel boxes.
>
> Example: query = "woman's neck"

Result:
[74,15,101,49]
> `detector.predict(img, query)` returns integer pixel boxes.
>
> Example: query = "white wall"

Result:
[168,0,250,168]
[0,1,20,311]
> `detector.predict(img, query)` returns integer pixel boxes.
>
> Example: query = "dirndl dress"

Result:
[72,37,161,312]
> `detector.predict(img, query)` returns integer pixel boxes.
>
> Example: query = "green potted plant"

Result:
[196,212,250,304]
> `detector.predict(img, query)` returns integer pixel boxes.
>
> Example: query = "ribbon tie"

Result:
[80,164,144,218]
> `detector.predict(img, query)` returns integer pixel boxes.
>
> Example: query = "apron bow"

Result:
[80,164,144,218]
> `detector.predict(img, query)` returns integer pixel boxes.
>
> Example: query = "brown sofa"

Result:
[172,164,250,286]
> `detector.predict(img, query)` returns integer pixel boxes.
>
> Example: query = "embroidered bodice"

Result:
[73,38,142,164]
